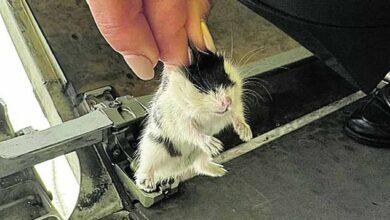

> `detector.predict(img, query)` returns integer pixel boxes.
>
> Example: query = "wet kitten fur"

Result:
[135,49,253,192]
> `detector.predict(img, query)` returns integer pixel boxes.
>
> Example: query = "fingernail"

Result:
[201,21,217,53]
[124,55,154,80]
[188,47,194,64]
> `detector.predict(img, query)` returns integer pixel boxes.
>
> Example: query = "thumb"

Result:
[186,0,216,53]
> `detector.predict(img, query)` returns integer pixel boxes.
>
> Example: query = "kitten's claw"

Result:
[197,162,227,177]
[135,176,157,193]
[235,122,253,142]
[202,136,224,156]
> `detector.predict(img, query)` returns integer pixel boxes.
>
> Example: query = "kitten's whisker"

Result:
[244,82,272,100]
[242,80,269,88]
[244,88,265,101]
[241,48,266,67]
[241,64,290,77]
[244,77,269,84]
[230,22,234,61]
[237,47,265,66]
[240,64,264,77]
[243,93,261,107]
[243,78,273,101]
[243,88,265,105]
[243,84,272,102]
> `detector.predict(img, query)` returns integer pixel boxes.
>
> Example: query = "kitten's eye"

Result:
[224,81,236,89]
[194,85,207,94]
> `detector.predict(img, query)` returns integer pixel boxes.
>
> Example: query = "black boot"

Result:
[344,84,390,147]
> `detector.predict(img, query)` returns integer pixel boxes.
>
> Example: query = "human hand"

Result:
[87,0,216,80]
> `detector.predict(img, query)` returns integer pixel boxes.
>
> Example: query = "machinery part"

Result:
[0,177,62,220]
[80,87,180,208]
[0,110,112,178]
[0,99,14,142]
[114,163,179,208]
[0,88,180,208]
[0,99,62,220]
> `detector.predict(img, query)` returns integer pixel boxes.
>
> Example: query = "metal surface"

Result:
[0,111,112,178]
[0,178,62,220]
[0,100,62,220]
[0,0,73,123]
[0,1,126,219]
[1,89,178,209]
[114,164,179,208]
[0,111,112,159]
[239,46,312,78]
[0,99,14,142]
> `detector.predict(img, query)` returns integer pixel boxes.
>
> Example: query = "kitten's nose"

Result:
[222,97,232,108]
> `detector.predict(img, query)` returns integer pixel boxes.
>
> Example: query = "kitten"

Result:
[135,49,252,192]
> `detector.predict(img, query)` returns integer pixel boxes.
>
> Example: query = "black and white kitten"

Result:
[135,49,252,192]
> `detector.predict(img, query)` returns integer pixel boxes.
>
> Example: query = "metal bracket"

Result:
[0,87,179,208]
[0,99,62,220]
[0,110,112,178]
[80,87,179,208]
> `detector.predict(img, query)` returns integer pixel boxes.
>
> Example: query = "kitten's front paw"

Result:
[202,136,224,156]
[235,122,253,142]
[135,175,157,193]
[197,162,227,177]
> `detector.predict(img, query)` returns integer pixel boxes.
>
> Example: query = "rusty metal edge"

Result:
[0,99,14,141]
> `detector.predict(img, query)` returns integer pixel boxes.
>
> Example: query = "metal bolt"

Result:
[103,93,114,101]
[113,149,121,157]
[109,100,122,108]
[87,99,97,107]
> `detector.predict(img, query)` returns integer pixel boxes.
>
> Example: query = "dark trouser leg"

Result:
[239,0,390,93]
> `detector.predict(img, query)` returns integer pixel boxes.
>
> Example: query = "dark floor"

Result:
[136,100,390,220]
[218,57,357,150]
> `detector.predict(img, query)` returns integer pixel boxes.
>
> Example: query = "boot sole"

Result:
[343,125,390,148]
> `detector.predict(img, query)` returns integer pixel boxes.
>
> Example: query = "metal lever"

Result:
[0,94,150,179]
[0,91,179,208]
[0,110,112,178]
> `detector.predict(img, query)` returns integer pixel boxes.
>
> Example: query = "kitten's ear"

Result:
[188,41,212,65]
[188,42,199,65]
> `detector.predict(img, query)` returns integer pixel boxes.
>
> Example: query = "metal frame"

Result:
[0,100,62,220]
[0,1,125,219]
[0,110,112,178]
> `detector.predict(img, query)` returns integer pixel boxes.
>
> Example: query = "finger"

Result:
[186,0,206,51]
[186,0,216,52]
[87,0,158,80]
[201,21,217,53]
[144,0,189,66]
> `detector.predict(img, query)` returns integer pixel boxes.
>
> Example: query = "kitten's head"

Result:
[167,49,243,117]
